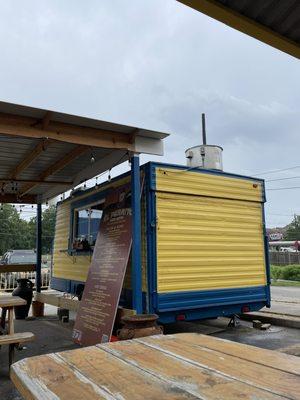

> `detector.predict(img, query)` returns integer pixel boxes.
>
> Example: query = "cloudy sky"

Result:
[0,0,299,227]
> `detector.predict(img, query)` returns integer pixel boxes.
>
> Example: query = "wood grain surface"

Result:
[10,333,300,400]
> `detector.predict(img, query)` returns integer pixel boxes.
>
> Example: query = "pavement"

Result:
[268,285,300,317]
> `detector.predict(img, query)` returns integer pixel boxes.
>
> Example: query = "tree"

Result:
[0,204,30,255]
[28,205,56,254]
[0,204,56,256]
[284,214,300,241]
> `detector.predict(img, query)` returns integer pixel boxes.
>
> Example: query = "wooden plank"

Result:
[0,119,134,151]
[175,333,300,376]
[20,145,88,196]
[11,353,110,400]
[97,340,286,400]
[0,332,34,345]
[35,291,80,311]
[0,296,27,308]
[0,264,36,273]
[138,335,300,400]
[59,346,203,399]
[11,347,195,400]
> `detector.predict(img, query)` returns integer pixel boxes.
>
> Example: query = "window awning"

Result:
[0,101,169,204]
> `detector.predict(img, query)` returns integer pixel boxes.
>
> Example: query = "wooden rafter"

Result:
[8,138,52,180]
[0,112,135,151]
[19,145,88,197]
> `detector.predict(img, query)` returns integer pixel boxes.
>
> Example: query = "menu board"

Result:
[72,183,132,346]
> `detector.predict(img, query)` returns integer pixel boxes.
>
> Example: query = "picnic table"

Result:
[10,332,300,399]
[0,295,34,366]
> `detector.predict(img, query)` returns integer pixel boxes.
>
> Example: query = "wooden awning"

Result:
[178,0,300,59]
[0,101,169,204]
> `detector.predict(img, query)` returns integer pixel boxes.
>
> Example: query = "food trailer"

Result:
[51,159,270,323]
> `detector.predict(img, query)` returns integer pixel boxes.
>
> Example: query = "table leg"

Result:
[8,307,14,335]
[0,307,7,332]
[8,343,15,366]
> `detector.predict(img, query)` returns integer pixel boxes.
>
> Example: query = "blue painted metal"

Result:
[158,301,267,324]
[156,286,268,312]
[145,163,157,312]
[262,203,271,308]
[36,203,42,293]
[131,155,143,314]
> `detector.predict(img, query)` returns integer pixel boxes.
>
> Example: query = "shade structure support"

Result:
[131,154,143,314]
[36,203,42,293]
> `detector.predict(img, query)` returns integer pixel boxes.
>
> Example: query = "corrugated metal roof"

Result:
[178,0,300,58]
[218,0,300,44]
[0,101,169,203]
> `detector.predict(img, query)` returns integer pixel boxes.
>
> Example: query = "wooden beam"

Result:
[0,178,73,185]
[0,193,37,203]
[0,264,36,273]
[42,111,53,130]
[177,0,300,59]
[20,145,88,196]
[8,138,52,180]
[0,113,135,151]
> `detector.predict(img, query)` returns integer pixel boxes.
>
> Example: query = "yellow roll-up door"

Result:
[156,169,266,293]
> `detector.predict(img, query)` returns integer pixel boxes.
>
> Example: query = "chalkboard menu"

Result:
[72,183,132,346]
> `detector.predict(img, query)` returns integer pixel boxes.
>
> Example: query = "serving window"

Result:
[72,200,104,251]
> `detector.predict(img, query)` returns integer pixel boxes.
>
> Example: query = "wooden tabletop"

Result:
[11,333,300,400]
[0,295,26,308]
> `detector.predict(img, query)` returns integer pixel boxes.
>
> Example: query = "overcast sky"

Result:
[0,0,299,227]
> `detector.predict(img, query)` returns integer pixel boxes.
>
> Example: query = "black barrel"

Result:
[12,279,33,319]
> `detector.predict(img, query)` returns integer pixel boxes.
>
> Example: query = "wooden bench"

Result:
[0,295,35,367]
[0,332,35,366]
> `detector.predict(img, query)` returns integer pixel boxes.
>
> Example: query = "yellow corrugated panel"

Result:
[156,168,263,202]
[52,202,91,282]
[156,192,266,292]
[52,177,148,291]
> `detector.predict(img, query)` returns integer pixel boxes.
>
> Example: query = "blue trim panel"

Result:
[262,203,271,307]
[157,286,268,312]
[158,301,267,324]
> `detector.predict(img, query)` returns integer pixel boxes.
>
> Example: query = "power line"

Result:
[266,176,300,182]
[267,186,300,191]
[254,165,300,177]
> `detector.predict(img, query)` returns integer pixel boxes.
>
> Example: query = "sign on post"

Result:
[72,183,132,346]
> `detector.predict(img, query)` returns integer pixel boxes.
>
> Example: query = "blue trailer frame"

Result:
[51,161,271,323]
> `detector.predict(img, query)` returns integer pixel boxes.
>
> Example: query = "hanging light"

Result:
[108,170,111,182]
[90,151,95,164]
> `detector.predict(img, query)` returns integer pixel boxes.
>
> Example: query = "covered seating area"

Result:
[0,100,169,314]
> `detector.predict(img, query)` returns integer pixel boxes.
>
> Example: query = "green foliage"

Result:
[271,264,300,281]
[284,214,300,240]
[0,204,56,255]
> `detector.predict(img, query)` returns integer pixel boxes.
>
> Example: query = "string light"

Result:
[90,151,95,164]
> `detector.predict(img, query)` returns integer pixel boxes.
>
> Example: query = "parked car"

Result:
[0,250,49,290]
